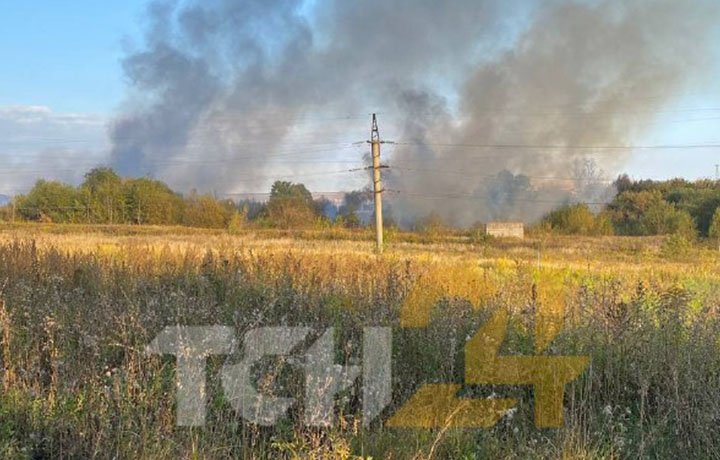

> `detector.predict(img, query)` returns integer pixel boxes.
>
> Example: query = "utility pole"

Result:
[370,114,384,253]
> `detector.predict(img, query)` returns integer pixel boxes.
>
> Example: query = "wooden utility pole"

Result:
[370,114,384,253]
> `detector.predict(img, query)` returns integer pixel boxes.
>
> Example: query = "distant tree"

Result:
[266,181,317,228]
[708,207,720,240]
[607,190,696,237]
[607,177,720,236]
[541,203,613,236]
[663,186,720,236]
[235,199,266,221]
[614,174,634,194]
[123,178,184,225]
[80,167,125,224]
[183,191,232,228]
[16,180,83,223]
[643,201,696,238]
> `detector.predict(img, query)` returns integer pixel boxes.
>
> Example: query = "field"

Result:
[1,223,720,459]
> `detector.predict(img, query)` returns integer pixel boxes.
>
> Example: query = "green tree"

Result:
[266,181,317,228]
[607,190,696,237]
[607,177,720,236]
[664,186,720,236]
[80,167,126,224]
[16,180,83,223]
[708,207,720,239]
[643,199,696,238]
[542,203,613,236]
[123,178,184,225]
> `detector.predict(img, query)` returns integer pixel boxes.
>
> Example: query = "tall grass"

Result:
[0,229,719,458]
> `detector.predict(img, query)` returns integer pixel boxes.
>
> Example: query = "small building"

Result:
[485,221,524,239]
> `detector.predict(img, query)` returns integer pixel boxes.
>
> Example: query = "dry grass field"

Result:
[1,223,720,459]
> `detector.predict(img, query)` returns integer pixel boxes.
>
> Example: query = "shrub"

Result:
[468,223,494,244]
[661,233,694,259]
[414,211,446,236]
[227,209,247,234]
[183,192,232,228]
[0,204,11,222]
[541,204,614,236]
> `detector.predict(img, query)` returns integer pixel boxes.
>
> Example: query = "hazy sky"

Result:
[1,0,720,196]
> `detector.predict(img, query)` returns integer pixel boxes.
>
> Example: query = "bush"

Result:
[468,223,494,244]
[183,192,232,228]
[0,204,11,222]
[541,204,614,236]
[414,212,446,236]
[227,209,247,234]
[661,233,694,259]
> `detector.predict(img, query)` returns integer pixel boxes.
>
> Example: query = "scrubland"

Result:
[1,223,719,459]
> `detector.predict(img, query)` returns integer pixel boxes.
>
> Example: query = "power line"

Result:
[391,141,720,150]
[388,166,615,183]
[1,169,365,185]
[0,159,367,175]
[219,190,360,197]
[207,168,366,181]
[387,189,612,206]
[0,145,366,173]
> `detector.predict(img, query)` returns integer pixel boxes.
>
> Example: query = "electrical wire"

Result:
[391,141,720,150]
[386,189,612,206]
[388,166,614,183]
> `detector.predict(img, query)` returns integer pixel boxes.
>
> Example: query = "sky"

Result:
[0,0,146,113]
[1,0,720,197]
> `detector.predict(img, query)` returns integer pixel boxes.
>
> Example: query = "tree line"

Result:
[540,174,720,238]
[5,168,720,239]
[0,167,369,230]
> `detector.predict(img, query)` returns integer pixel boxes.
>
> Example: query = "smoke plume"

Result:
[110,0,720,226]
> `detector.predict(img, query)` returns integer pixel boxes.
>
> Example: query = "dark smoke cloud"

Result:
[110,0,720,226]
